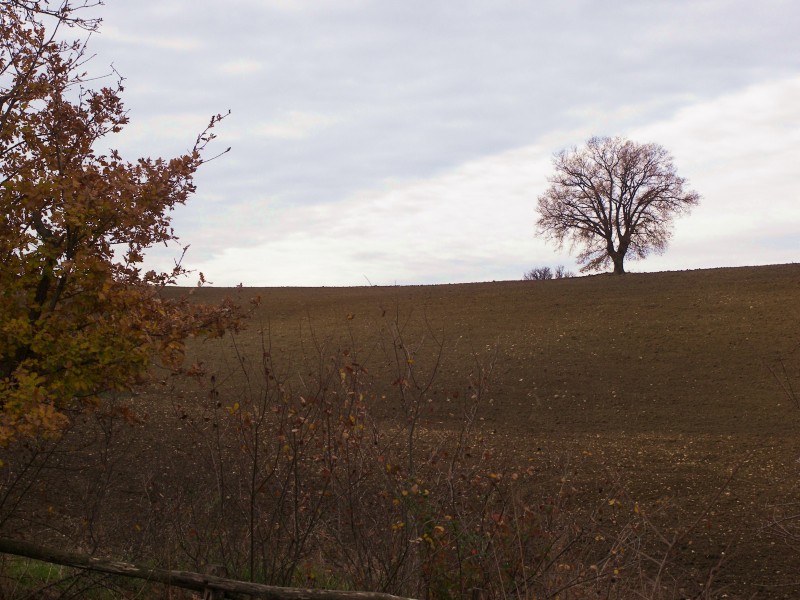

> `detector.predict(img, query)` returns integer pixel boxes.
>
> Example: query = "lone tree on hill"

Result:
[536,136,700,275]
[0,1,240,444]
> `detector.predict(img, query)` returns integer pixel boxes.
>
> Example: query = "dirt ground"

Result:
[3,264,800,598]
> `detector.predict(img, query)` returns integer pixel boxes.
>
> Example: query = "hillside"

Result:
[179,263,800,597]
[4,264,799,599]
[190,263,800,433]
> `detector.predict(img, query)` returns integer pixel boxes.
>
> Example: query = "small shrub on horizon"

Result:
[523,265,574,281]
[524,266,552,281]
[554,265,575,279]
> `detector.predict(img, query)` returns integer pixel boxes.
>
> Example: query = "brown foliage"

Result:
[0,2,239,443]
[536,136,700,274]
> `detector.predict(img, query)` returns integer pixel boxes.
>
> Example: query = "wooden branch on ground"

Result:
[0,537,417,600]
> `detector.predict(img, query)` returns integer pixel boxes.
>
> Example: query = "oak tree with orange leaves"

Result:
[0,1,240,443]
[536,136,700,275]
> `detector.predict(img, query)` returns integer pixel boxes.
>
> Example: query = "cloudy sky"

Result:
[85,0,798,286]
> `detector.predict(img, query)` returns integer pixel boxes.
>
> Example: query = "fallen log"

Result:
[0,537,417,600]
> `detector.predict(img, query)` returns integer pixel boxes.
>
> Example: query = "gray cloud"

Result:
[82,0,800,284]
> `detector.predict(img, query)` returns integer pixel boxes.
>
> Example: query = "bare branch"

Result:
[536,136,700,274]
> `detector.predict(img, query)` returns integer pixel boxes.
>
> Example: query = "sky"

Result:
[83,0,799,286]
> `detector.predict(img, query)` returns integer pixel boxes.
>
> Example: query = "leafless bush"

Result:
[554,265,575,279]
[0,309,737,599]
[137,311,692,599]
[524,266,574,281]
[524,267,553,281]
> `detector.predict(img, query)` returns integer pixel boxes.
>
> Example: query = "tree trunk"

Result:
[611,253,626,275]
[0,537,417,600]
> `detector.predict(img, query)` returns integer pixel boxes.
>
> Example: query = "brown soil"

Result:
[5,263,800,598]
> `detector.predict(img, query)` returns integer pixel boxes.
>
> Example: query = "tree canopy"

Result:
[0,1,240,443]
[536,136,700,274]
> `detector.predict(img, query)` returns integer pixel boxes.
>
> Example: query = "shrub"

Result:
[554,265,575,279]
[523,267,553,281]
[523,265,574,281]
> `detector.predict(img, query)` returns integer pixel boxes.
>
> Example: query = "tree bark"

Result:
[611,254,626,275]
[0,537,417,600]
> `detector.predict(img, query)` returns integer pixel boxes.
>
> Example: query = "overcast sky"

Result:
[85,0,799,286]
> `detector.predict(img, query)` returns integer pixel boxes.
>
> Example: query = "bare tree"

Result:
[554,265,574,279]
[523,266,552,281]
[536,137,700,274]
